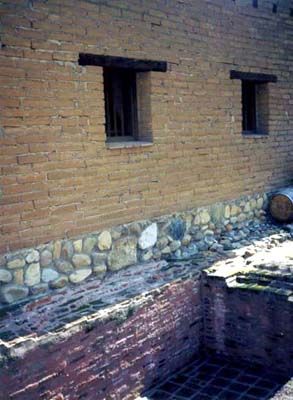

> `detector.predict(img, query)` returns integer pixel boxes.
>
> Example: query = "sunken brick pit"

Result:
[0,224,292,400]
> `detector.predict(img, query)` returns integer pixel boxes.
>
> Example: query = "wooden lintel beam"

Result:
[230,70,277,83]
[79,53,167,72]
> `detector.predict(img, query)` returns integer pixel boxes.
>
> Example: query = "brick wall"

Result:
[202,264,293,374]
[0,0,292,254]
[0,277,202,400]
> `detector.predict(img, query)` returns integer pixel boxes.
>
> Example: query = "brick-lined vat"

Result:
[0,234,292,399]
[0,261,203,400]
[203,242,293,374]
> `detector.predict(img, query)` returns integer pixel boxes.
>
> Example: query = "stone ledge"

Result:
[106,140,153,149]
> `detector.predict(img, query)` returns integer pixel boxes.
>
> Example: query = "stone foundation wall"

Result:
[0,276,202,400]
[0,192,268,305]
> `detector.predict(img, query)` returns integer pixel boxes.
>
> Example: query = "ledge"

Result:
[106,141,153,149]
[242,132,269,138]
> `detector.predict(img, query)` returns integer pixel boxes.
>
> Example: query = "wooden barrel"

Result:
[269,188,293,222]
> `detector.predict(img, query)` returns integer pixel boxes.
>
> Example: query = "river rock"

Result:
[49,275,68,289]
[108,237,137,271]
[83,237,97,253]
[62,242,74,259]
[0,269,12,283]
[25,263,40,286]
[1,284,29,304]
[73,240,83,253]
[40,250,53,267]
[26,250,40,263]
[7,258,25,269]
[138,223,158,250]
[69,268,92,283]
[42,268,59,283]
[98,231,112,251]
[57,260,74,274]
[72,254,91,268]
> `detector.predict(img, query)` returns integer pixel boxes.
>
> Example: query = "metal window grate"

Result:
[242,81,257,132]
[104,68,138,140]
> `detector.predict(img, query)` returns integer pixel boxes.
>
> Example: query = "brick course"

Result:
[0,0,293,254]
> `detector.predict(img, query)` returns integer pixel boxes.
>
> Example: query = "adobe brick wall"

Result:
[0,276,202,400]
[0,0,293,254]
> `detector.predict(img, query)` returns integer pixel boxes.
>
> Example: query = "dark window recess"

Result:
[291,8,293,17]
[272,3,277,13]
[104,68,138,140]
[252,0,258,8]
[242,81,257,132]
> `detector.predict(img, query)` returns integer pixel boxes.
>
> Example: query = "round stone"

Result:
[83,237,97,253]
[25,263,40,286]
[224,205,231,219]
[72,254,91,268]
[69,268,92,283]
[200,210,211,225]
[73,240,83,253]
[257,198,264,209]
[0,269,12,283]
[93,264,107,274]
[98,231,112,251]
[61,242,74,259]
[182,234,192,246]
[57,260,74,274]
[1,284,29,304]
[40,250,53,267]
[138,223,158,250]
[26,250,40,264]
[49,276,68,289]
[53,241,62,260]
[42,268,60,283]
[7,258,25,269]
[169,240,181,252]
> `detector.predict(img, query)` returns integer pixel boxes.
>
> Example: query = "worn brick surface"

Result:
[0,0,292,253]
[0,265,202,400]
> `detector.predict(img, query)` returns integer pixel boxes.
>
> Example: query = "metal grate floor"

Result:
[143,355,291,400]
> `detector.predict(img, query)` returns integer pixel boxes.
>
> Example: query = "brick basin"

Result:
[0,239,292,399]
[0,261,203,400]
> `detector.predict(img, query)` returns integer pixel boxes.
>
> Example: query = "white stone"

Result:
[200,210,211,225]
[25,263,40,286]
[25,250,40,264]
[98,231,112,251]
[42,268,59,283]
[138,223,158,250]
[69,268,92,283]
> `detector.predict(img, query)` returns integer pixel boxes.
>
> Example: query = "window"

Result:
[104,68,138,141]
[242,81,256,132]
[230,70,277,136]
[78,53,167,147]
